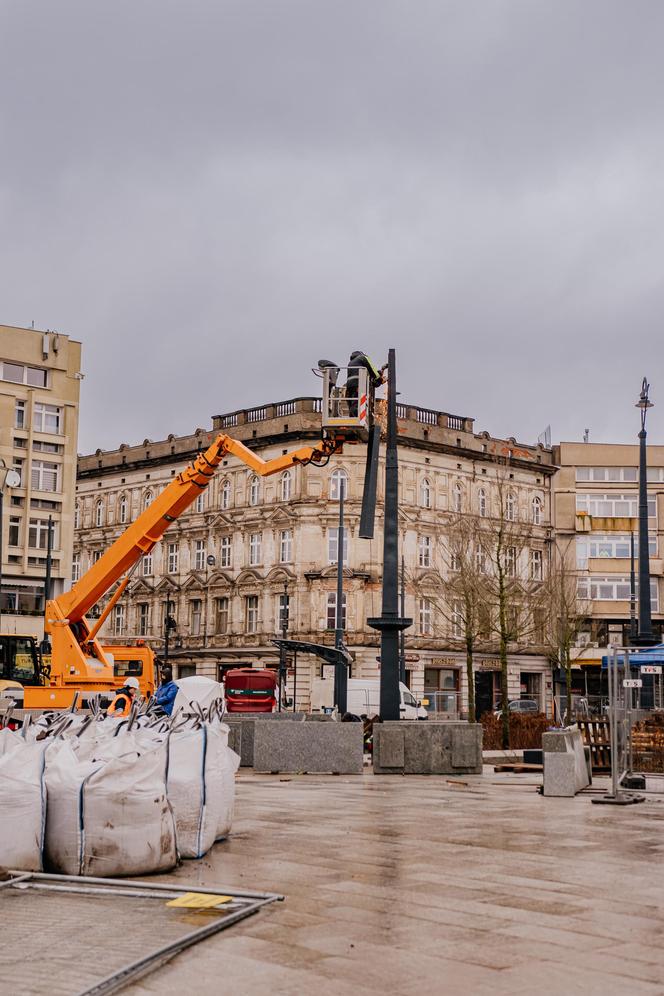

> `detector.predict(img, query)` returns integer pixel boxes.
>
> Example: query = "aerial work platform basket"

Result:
[317,363,372,441]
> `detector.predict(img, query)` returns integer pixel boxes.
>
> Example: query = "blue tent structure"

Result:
[601,644,664,669]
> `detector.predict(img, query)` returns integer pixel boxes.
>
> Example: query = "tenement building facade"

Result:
[0,325,82,639]
[74,398,555,717]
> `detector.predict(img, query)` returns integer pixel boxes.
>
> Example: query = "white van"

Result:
[311,677,428,720]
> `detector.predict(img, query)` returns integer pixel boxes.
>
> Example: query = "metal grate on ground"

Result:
[0,872,283,996]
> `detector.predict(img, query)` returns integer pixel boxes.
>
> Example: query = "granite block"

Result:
[374,722,483,775]
[376,728,405,769]
[253,721,364,774]
[543,752,576,797]
[224,713,306,766]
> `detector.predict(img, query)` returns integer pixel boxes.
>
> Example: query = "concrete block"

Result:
[224,713,306,767]
[543,752,576,797]
[373,722,483,775]
[226,723,241,758]
[542,727,591,795]
[253,721,364,774]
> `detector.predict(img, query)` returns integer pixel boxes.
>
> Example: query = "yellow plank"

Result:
[166,892,233,910]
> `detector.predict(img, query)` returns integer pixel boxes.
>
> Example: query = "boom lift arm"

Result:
[46,430,344,687]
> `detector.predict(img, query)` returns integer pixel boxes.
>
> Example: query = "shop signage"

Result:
[641,665,662,675]
[623,679,642,688]
[478,659,501,671]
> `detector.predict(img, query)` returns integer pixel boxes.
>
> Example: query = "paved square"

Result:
[128,769,664,996]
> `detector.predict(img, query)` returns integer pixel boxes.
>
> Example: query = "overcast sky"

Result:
[2,1,664,454]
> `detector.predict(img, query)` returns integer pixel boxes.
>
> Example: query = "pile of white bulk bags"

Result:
[0,703,239,876]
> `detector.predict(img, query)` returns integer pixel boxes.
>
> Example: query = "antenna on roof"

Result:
[537,425,551,448]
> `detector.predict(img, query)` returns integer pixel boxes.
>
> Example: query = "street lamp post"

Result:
[279,579,289,712]
[635,379,655,645]
[0,463,21,629]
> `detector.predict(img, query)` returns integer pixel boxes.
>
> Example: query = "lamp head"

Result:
[636,377,653,411]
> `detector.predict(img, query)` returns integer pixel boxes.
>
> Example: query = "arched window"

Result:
[74,502,80,529]
[532,496,542,525]
[220,479,231,510]
[453,482,463,513]
[143,490,153,511]
[119,494,128,524]
[195,491,205,513]
[249,475,260,506]
[330,469,348,501]
[420,478,431,509]
[280,471,292,502]
[95,500,103,528]
[478,488,487,518]
[506,492,516,522]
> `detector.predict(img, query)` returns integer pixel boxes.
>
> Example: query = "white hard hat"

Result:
[125,677,140,691]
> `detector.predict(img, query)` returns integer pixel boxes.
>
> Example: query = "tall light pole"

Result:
[279,578,289,712]
[635,379,655,645]
[0,463,21,629]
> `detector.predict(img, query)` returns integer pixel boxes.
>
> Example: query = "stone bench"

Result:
[373,721,483,775]
[542,727,592,797]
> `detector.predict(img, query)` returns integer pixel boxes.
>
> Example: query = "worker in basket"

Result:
[346,351,385,417]
[107,675,140,717]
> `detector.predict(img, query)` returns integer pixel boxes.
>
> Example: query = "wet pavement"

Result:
[125,768,664,996]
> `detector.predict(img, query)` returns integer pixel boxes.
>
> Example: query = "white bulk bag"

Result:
[172,676,224,716]
[0,741,48,871]
[216,739,240,841]
[0,727,22,758]
[44,739,177,877]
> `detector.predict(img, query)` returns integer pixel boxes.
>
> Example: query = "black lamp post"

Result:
[164,599,177,663]
[635,378,655,646]
[279,579,289,712]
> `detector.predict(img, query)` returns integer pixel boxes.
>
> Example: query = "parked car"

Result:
[493,698,539,716]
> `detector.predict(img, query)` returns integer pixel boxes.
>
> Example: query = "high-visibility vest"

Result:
[107,691,132,717]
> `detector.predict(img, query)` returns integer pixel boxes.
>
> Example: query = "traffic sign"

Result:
[641,665,662,675]
[623,679,643,688]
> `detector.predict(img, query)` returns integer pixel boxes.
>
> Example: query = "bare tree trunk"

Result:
[500,631,509,748]
[465,634,475,723]
[564,648,573,726]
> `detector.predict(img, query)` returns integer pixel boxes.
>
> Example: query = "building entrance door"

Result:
[475,672,494,718]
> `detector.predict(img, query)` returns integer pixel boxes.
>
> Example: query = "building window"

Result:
[453,482,463,512]
[418,535,432,568]
[576,466,638,483]
[326,592,347,630]
[420,478,431,509]
[8,516,21,547]
[280,471,292,502]
[72,553,80,583]
[327,527,348,565]
[113,604,126,637]
[138,603,149,637]
[278,593,290,631]
[216,597,229,634]
[74,502,80,529]
[143,490,153,511]
[31,460,60,493]
[452,599,463,638]
[92,550,102,564]
[576,493,656,518]
[28,518,54,550]
[33,403,61,434]
[418,597,433,636]
[449,548,461,572]
[532,496,542,525]
[280,529,293,563]
[576,533,657,568]
[195,540,206,570]
[478,488,487,518]
[246,595,259,633]
[506,546,517,578]
[14,399,26,429]
[530,549,543,581]
[577,576,659,611]
[95,500,104,527]
[220,480,231,510]
[249,475,260,506]
[142,552,153,576]
[167,543,179,574]
[476,546,488,575]
[1,361,48,387]
[330,469,348,501]
[118,495,128,524]
[505,492,516,521]
[190,599,202,636]
[219,535,232,568]
[249,532,262,566]
[195,492,205,513]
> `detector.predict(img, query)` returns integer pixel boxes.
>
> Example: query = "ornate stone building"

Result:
[74,397,555,716]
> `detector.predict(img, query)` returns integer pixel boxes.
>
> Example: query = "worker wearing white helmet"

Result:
[107,676,140,718]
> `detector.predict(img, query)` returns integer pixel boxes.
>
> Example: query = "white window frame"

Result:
[143,490,154,511]
[190,598,202,636]
[195,492,205,513]
[280,529,293,563]
[326,592,347,630]
[74,502,80,529]
[72,553,81,583]
[418,597,433,636]
[119,495,128,524]
[246,595,259,633]
[15,399,26,429]
[576,493,656,518]
[330,469,348,501]
[142,552,153,576]
[219,535,232,568]
[280,471,292,502]
[418,535,432,568]
[327,527,348,565]
[452,599,463,638]
[420,478,431,509]
[195,540,206,570]
[478,488,487,518]
[216,596,230,634]
[95,500,104,527]
[220,480,231,510]
[532,496,542,525]
[505,546,517,578]
[453,482,463,513]
[249,532,262,566]
[138,603,149,637]
[249,475,260,506]
[505,492,517,522]
[31,460,60,493]
[530,548,543,581]
[33,402,61,434]
[113,603,126,637]
[167,542,179,574]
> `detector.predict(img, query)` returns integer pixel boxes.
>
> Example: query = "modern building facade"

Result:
[0,325,82,639]
[75,397,555,717]
[553,441,664,705]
